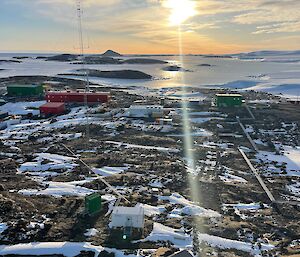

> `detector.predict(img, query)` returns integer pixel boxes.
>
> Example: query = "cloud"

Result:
[253,21,300,34]
[2,0,299,53]
[231,0,300,34]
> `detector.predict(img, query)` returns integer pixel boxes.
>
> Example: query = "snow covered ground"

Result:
[0,105,103,143]
[140,204,166,217]
[256,146,300,176]
[0,101,46,116]
[106,141,180,153]
[168,128,213,137]
[0,223,7,235]
[140,223,193,249]
[222,203,263,211]
[219,173,248,184]
[158,193,221,218]
[18,153,78,174]
[219,166,248,184]
[84,228,99,238]
[93,166,130,176]
[198,233,274,255]
[19,178,97,197]
[0,242,136,257]
[286,181,300,197]
[222,78,300,99]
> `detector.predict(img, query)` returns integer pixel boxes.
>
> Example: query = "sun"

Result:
[164,0,197,26]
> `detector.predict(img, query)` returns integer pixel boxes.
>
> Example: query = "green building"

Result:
[85,193,102,216]
[7,84,44,97]
[215,93,243,107]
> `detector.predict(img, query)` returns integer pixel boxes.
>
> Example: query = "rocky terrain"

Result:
[0,76,299,256]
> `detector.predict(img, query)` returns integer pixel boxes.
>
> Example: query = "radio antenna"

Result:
[76,0,90,141]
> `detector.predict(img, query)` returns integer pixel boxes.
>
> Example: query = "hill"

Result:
[101,50,122,57]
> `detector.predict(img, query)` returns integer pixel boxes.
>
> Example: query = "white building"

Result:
[110,204,144,229]
[127,105,164,118]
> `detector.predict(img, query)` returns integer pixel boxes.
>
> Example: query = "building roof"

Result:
[112,205,144,216]
[129,105,163,110]
[46,91,109,96]
[216,93,242,97]
[40,102,65,108]
[7,84,41,88]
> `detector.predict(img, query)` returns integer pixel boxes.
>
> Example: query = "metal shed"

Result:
[111,204,144,229]
[215,93,243,107]
[85,193,102,215]
[39,102,66,116]
[45,91,110,104]
[7,84,44,97]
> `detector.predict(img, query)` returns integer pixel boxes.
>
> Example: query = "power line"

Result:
[61,143,129,203]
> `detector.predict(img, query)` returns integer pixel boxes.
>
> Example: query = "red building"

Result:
[40,102,66,116]
[45,91,110,104]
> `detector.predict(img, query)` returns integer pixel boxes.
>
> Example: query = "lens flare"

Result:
[173,6,203,252]
[164,0,197,25]
[177,29,200,204]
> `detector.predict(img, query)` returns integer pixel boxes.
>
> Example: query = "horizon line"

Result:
[0,49,299,56]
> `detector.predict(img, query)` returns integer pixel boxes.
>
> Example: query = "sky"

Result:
[0,0,299,54]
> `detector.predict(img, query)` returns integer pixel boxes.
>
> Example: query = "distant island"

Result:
[46,54,78,62]
[73,56,167,65]
[60,69,152,79]
[101,49,122,57]
[42,51,168,65]
[73,56,121,65]
[122,58,167,64]
[36,56,48,60]
[12,56,30,60]
[0,59,22,64]
[239,50,300,56]
[162,65,192,72]
[203,55,233,59]
[198,63,215,67]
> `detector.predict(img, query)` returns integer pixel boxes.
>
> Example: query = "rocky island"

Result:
[46,54,78,62]
[198,63,214,67]
[162,65,191,72]
[122,58,167,64]
[60,69,152,79]
[101,49,122,57]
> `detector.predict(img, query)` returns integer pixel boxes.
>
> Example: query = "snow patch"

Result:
[158,193,220,218]
[93,166,129,177]
[0,242,136,257]
[140,223,192,248]
[198,233,274,255]
[84,228,99,237]
[19,179,96,198]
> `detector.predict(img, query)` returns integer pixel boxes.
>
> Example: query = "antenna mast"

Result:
[76,0,89,90]
[76,0,90,141]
